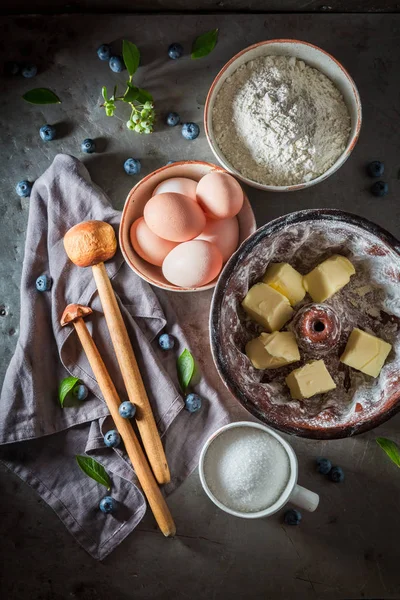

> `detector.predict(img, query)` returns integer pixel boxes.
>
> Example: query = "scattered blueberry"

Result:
[284,509,302,526]
[119,401,136,419]
[16,180,33,198]
[39,124,56,142]
[182,122,200,140]
[21,64,37,78]
[316,457,332,475]
[109,55,125,73]
[81,138,96,154]
[185,393,202,413]
[124,158,141,175]
[329,466,345,483]
[104,429,121,448]
[367,161,384,178]
[35,274,52,292]
[371,181,388,197]
[166,161,176,165]
[158,333,175,351]
[73,383,88,401]
[166,112,180,127]
[5,61,19,75]
[168,43,183,60]
[99,496,116,514]
[97,43,111,61]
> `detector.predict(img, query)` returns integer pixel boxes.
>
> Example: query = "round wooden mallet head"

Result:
[64,221,117,267]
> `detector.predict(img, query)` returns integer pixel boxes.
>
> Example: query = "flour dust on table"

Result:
[213,55,351,186]
[203,427,291,513]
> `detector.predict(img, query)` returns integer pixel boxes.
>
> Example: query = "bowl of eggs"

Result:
[119,161,256,291]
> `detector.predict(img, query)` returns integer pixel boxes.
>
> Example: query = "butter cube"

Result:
[242,283,294,332]
[303,255,355,303]
[262,263,306,306]
[285,360,336,400]
[340,328,392,377]
[245,332,300,370]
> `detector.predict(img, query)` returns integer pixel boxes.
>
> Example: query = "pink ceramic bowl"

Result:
[119,161,257,292]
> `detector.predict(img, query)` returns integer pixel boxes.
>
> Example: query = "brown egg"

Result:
[144,192,206,242]
[196,172,244,219]
[196,216,239,262]
[130,218,178,267]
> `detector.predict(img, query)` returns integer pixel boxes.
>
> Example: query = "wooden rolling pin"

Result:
[63,220,170,485]
[61,303,176,537]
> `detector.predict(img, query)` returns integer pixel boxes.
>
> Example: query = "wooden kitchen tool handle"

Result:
[92,262,170,485]
[73,317,176,537]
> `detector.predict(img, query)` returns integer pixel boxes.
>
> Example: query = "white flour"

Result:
[213,55,351,186]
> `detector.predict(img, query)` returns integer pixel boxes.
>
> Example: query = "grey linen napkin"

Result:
[0,154,231,560]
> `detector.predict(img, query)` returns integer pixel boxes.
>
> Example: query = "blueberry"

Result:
[21,64,37,78]
[316,457,332,475]
[367,161,384,178]
[109,55,125,73]
[182,122,200,140]
[104,429,121,448]
[72,383,88,401]
[166,112,180,127]
[99,496,116,514]
[371,181,388,197]
[185,393,202,413]
[124,158,141,175]
[39,124,56,142]
[168,43,183,60]
[284,509,302,526]
[158,333,175,351]
[329,466,345,482]
[119,401,136,419]
[97,44,111,61]
[35,274,52,292]
[5,61,19,75]
[166,161,176,165]
[16,180,33,198]
[81,138,96,154]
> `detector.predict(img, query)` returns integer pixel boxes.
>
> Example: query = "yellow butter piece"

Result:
[242,283,294,332]
[303,255,355,302]
[262,263,306,306]
[245,332,300,370]
[285,360,336,400]
[340,328,392,378]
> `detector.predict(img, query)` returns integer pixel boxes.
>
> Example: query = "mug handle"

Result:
[289,484,320,512]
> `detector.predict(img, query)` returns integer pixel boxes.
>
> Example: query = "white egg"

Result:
[162,240,223,288]
[153,177,198,200]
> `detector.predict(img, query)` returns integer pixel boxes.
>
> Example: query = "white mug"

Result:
[198,421,319,519]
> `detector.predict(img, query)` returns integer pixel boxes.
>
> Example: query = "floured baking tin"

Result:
[210,209,400,439]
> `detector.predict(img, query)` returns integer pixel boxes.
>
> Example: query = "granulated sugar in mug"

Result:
[199,422,319,518]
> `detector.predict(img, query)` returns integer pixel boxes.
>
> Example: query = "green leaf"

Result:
[123,83,140,103]
[102,86,108,101]
[22,88,61,104]
[191,29,218,60]
[136,88,153,104]
[122,40,140,77]
[59,376,79,407]
[376,437,400,468]
[76,455,112,490]
[177,349,195,392]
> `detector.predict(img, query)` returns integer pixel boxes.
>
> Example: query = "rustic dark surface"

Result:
[1,12,400,600]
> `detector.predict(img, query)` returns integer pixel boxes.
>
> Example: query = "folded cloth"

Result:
[0,154,231,560]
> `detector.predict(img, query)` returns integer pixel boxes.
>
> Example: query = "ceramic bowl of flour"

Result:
[205,40,362,192]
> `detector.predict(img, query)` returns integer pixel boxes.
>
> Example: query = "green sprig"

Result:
[100,40,155,134]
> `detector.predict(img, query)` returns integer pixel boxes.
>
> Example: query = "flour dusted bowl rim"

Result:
[204,39,362,192]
